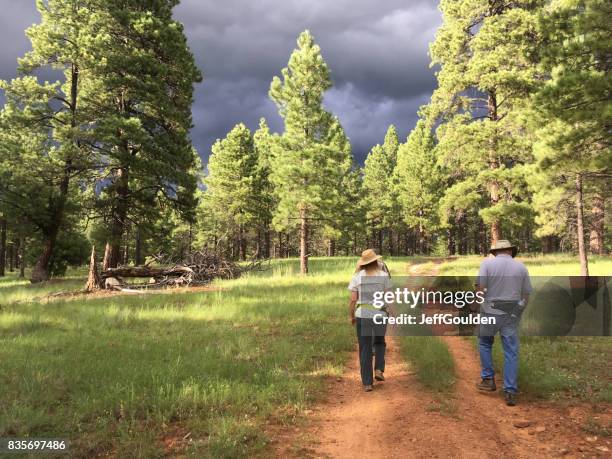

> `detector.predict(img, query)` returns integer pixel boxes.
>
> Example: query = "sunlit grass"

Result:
[439,254,612,276]
[480,336,612,403]
[1,254,610,456]
[1,258,398,457]
[0,267,87,305]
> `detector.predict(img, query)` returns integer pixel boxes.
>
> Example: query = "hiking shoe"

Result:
[375,370,385,381]
[504,392,517,406]
[476,378,497,392]
[364,385,373,392]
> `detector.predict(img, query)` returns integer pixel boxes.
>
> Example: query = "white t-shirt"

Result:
[348,269,392,318]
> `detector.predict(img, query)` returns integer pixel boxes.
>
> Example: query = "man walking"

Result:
[475,240,533,406]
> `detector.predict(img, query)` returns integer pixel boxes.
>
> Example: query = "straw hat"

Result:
[489,239,518,257]
[356,249,382,271]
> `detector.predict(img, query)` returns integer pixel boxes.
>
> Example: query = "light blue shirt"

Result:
[476,254,533,315]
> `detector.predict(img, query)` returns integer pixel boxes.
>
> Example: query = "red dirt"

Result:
[270,260,611,458]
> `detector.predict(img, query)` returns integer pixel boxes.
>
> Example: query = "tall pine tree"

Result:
[201,123,259,260]
[428,0,543,246]
[269,30,350,273]
[0,0,102,282]
[91,0,202,267]
[530,0,611,274]
[362,125,399,254]
[394,120,444,253]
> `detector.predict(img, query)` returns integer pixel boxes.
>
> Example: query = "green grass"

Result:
[433,254,612,404]
[487,336,612,402]
[438,253,612,276]
[0,267,87,305]
[399,337,455,393]
[399,335,457,416]
[1,254,609,457]
[0,257,416,458]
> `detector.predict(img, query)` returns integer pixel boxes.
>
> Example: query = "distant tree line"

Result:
[198,0,610,275]
[0,0,609,280]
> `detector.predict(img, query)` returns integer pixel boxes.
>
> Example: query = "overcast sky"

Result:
[0,0,441,164]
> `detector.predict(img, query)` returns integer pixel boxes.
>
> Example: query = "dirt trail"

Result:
[272,260,610,458]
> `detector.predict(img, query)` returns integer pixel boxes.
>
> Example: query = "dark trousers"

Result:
[356,317,387,386]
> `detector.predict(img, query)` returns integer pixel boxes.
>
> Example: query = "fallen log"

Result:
[99,250,255,289]
[101,266,192,279]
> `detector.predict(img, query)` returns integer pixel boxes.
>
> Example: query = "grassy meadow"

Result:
[0,257,412,458]
[0,254,610,457]
[438,253,612,276]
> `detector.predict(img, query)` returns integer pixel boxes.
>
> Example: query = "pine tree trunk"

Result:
[299,205,308,274]
[135,228,143,265]
[19,238,25,278]
[238,224,246,261]
[388,230,395,256]
[31,63,80,283]
[31,229,58,283]
[487,90,502,246]
[13,238,20,271]
[447,228,456,255]
[490,220,501,247]
[0,217,6,277]
[479,220,487,255]
[418,223,425,254]
[7,242,14,272]
[122,230,129,266]
[327,239,336,257]
[589,193,605,255]
[102,242,112,271]
[575,174,589,276]
[109,166,129,268]
[85,245,102,292]
[378,229,383,255]
[396,232,402,256]
[264,230,271,258]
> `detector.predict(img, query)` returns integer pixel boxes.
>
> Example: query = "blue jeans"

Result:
[356,317,386,386]
[478,313,520,393]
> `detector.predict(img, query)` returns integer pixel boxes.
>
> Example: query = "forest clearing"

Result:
[1,256,610,457]
[0,0,609,458]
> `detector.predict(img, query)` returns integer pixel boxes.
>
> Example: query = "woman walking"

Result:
[348,249,391,391]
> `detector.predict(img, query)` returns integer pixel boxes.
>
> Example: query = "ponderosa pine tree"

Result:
[341,167,366,255]
[91,0,201,267]
[269,30,350,274]
[530,0,611,274]
[428,0,544,246]
[321,117,353,256]
[394,120,444,253]
[252,118,275,258]
[0,0,104,282]
[362,125,399,254]
[202,124,259,260]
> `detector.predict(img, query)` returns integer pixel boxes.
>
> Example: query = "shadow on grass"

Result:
[0,280,354,458]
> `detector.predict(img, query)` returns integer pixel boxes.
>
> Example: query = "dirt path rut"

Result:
[272,261,610,458]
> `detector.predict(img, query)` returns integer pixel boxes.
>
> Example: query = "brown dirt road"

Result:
[272,261,611,458]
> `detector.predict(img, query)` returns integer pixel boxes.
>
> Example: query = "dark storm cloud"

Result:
[0,1,38,80]
[0,0,441,164]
